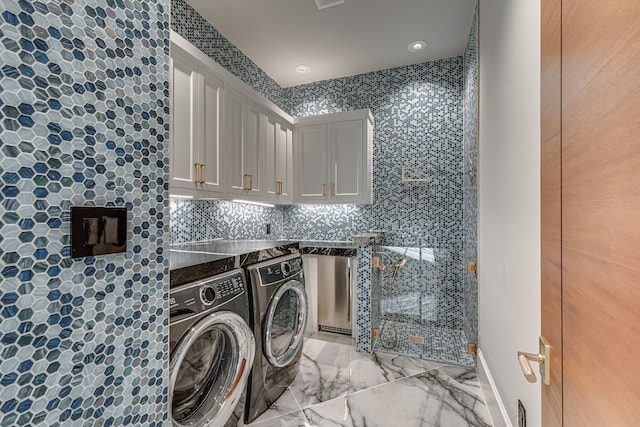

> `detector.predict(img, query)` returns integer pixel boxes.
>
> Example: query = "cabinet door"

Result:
[331,120,364,202]
[265,113,293,203]
[169,50,199,191]
[227,88,262,196]
[296,124,329,202]
[275,121,293,203]
[199,69,224,193]
[263,113,278,199]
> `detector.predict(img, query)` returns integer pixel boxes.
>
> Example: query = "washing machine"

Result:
[244,254,308,423]
[169,269,255,427]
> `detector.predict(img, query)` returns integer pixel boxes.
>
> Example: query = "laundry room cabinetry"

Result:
[170,31,295,204]
[263,112,294,203]
[170,45,225,196]
[226,87,264,197]
[294,109,374,204]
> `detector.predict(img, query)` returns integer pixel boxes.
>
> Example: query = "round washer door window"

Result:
[169,311,255,427]
[263,280,308,368]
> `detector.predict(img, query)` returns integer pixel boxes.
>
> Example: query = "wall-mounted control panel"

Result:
[71,206,127,258]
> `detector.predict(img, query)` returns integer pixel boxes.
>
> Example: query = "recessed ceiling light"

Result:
[408,40,428,52]
[295,64,311,74]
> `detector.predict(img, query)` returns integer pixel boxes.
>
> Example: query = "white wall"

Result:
[478,0,541,426]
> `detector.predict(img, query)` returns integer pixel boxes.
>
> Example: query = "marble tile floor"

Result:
[246,332,491,427]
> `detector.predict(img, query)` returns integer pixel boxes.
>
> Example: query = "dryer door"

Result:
[170,311,255,427]
[263,280,309,368]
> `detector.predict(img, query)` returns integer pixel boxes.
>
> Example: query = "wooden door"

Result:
[541,1,640,425]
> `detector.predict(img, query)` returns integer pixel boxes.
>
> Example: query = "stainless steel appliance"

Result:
[244,254,308,423]
[317,255,353,335]
[169,269,255,427]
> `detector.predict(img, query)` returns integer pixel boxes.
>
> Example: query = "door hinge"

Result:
[467,342,478,355]
[467,261,477,274]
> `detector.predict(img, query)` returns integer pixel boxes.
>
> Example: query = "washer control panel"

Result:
[256,255,304,285]
[170,270,246,317]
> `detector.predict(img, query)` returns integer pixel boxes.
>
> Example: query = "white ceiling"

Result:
[183,0,477,88]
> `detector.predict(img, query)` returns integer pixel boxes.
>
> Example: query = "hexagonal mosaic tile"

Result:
[0,0,169,425]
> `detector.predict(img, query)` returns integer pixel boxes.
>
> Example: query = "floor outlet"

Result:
[518,400,526,427]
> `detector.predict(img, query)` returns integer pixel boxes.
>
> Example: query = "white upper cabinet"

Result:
[226,87,263,197]
[170,31,373,205]
[264,112,293,203]
[296,124,329,202]
[170,45,224,196]
[294,110,373,204]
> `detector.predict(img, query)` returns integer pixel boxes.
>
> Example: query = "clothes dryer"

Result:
[169,269,255,427]
[244,254,308,423]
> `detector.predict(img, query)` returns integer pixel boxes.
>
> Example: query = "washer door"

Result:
[263,280,308,368]
[170,311,255,427]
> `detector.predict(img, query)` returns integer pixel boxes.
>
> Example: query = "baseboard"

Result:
[477,349,512,427]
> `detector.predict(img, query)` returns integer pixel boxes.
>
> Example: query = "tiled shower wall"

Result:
[463,3,479,348]
[0,0,169,425]
[286,60,465,335]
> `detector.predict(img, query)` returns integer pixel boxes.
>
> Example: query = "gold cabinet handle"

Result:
[243,174,253,191]
[322,183,326,196]
[201,163,206,183]
[194,163,200,184]
[276,181,283,195]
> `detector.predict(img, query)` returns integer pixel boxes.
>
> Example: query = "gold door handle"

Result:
[194,163,200,184]
[518,336,551,385]
[243,174,253,191]
[322,183,326,196]
[276,181,283,195]
[201,163,206,183]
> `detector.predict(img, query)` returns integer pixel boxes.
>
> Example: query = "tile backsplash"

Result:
[0,0,169,424]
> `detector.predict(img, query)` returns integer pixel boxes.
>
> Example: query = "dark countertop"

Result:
[299,240,358,257]
[170,240,299,288]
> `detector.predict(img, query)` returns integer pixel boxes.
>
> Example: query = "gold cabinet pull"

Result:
[243,174,253,191]
[201,163,206,183]
[322,183,326,196]
[194,163,200,183]
[276,181,283,195]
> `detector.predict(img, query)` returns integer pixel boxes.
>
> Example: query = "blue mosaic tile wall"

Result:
[170,0,288,112]
[463,4,479,347]
[286,60,465,335]
[0,0,169,425]
[282,204,371,241]
[355,246,372,353]
[170,198,285,243]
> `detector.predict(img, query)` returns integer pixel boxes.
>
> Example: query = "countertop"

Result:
[299,240,358,257]
[169,240,299,288]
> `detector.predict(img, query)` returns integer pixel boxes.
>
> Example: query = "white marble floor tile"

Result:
[251,336,491,427]
[246,409,309,427]
[248,389,300,424]
[349,348,445,393]
[289,338,351,408]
